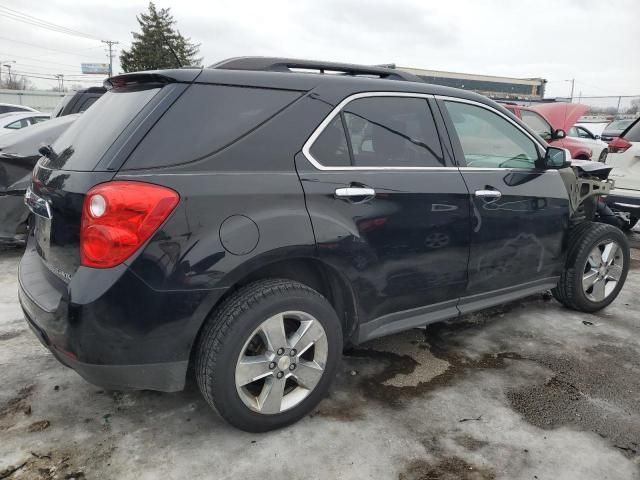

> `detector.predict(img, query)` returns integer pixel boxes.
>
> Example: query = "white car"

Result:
[0,112,50,137]
[605,117,640,230]
[576,122,608,137]
[0,102,38,115]
[568,125,609,162]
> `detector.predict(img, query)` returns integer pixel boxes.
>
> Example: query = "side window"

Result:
[520,110,553,140]
[31,117,49,124]
[576,127,592,139]
[5,119,28,129]
[309,115,351,167]
[125,84,302,169]
[309,96,444,168]
[568,126,579,137]
[444,101,540,169]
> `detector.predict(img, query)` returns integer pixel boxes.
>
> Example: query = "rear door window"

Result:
[309,96,444,168]
[123,84,302,170]
[44,86,160,170]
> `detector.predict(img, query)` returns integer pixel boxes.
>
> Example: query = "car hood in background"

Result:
[0,113,80,194]
[570,159,612,179]
[530,103,590,131]
[0,113,79,157]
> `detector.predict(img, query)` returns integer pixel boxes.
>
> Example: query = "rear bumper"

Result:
[20,294,187,391]
[18,239,226,392]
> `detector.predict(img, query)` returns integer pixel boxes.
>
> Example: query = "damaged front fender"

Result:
[559,159,614,217]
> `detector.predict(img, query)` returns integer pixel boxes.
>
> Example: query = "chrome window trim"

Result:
[302,92,448,171]
[301,91,546,172]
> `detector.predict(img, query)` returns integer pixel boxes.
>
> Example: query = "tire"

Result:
[195,279,342,432]
[553,222,629,312]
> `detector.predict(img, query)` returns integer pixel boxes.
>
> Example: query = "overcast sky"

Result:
[1,0,638,98]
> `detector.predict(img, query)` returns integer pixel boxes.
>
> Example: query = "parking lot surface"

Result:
[2,239,640,480]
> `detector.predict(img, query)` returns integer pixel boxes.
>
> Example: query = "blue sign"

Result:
[81,63,109,74]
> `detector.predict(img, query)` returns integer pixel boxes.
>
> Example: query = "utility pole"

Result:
[55,74,64,92]
[102,40,119,77]
[0,59,15,85]
[568,78,575,102]
[4,64,12,85]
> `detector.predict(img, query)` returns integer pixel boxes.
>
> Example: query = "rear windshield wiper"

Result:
[38,144,58,161]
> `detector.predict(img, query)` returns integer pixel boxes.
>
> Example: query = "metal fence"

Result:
[0,89,65,113]
[570,95,640,121]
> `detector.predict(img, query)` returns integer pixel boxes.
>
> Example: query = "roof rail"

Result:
[209,57,424,83]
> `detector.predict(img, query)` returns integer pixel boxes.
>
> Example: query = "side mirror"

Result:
[594,134,601,140]
[544,146,570,169]
[552,129,567,140]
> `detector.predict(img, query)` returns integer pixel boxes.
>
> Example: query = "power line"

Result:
[10,69,106,81]
[0,36,103,58]
[0,52,81,68]
[0,5,102,41]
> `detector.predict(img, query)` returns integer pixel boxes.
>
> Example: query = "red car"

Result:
[504,103,592,159]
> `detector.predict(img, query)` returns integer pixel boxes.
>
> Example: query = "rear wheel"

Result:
[195,279,342,432]
[553,222,629,312]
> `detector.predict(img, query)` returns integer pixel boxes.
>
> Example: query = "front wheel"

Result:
[553,222,629,312]
[195,279,342,432]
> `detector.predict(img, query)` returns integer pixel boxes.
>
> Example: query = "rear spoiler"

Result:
[104,69,203,90]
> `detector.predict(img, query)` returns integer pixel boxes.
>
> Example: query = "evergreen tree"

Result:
[120,2,202,72]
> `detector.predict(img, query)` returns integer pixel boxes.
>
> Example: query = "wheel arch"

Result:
[187,254,359,374]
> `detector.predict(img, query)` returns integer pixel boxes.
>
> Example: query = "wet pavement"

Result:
[1,232,640,479]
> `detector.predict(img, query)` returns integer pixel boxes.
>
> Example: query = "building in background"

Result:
[396,66,546,101]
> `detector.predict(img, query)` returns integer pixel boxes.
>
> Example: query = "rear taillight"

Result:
[80,181,179,268]
[608,137,632,154]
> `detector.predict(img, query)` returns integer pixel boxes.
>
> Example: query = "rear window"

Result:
[123,84,302,170]
[43,86,160,170]
[50,91,75,118]
[606,120,633,131]
[623,118,640,142]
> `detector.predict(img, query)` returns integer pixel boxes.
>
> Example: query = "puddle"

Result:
[321,325,524,421]
[506,344,640,458]
[399,457,495,480]
[454,435,489,452]
[0,385,34,424]
[0,330,24,341]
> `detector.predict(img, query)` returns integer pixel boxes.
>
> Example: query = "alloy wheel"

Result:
[582,240,624,302]
[235,311,328,414]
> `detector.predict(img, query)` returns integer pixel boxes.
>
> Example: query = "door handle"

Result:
[475,189,502,200]
[335,187,376,200]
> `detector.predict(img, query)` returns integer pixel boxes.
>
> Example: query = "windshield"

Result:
[607,120,633,131]
[521,110,552,139]
[43,86,160,171]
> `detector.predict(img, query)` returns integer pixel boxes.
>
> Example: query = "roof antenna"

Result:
[160,31,182,68]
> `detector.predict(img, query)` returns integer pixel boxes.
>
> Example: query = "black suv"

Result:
[50,86,106,117]
[19,58,630,432]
